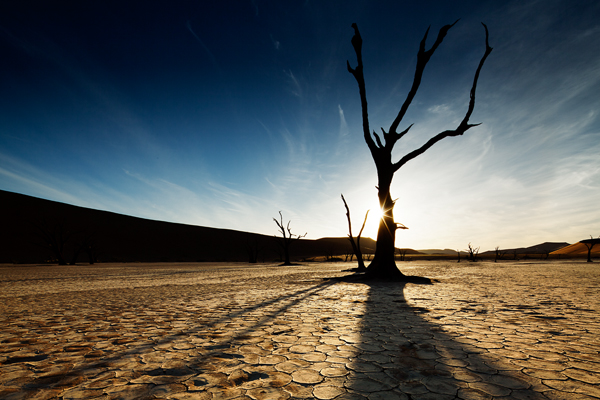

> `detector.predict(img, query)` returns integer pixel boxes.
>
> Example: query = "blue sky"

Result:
[1,0,599,251]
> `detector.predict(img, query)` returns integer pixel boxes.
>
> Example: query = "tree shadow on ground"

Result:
[0,276,338,399]
[337,273,580,399]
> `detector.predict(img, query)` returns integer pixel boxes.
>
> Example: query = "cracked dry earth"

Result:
[0,261,599,400]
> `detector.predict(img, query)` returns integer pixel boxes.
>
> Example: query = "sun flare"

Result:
[362,203,384,240]
[370,206,384,223]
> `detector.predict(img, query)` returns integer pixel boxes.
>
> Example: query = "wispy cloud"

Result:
[284,69,302,98]
[186,20,219,70]
[0,153,142,217]
[427,104,451,115]
[0,164,84,207]
[338,104,349,137]
[270,34,280,50]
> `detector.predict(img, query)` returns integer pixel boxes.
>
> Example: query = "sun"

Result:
[370,205,384,224]
[361,202,384,239]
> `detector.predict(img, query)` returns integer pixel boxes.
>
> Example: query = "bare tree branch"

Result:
[393,23,493,172]
[357,209,370,239]
[347,23,377,155]
[341,194,368,271]
[388,20,460,138]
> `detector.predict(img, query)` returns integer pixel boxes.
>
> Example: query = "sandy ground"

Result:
[0,261,599,399]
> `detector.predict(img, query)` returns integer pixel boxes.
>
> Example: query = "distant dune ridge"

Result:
[480,242,571,256]
[0,190,594,264]
[0,190,376,264]
[418,249,464,255]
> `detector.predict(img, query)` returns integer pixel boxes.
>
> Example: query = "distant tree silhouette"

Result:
[82,237,98,264]
[325,244,335,261]
[70,231,97,265]
[347,21,492,279]
[466,243,480,262]
[542,248,551,260]
[32,218,71,265]
[341,194,369,271]
[397,248,408,262]
[245,237,265,263]
[273,211,306,265]
[344,247,354,262]
[31,218,98,265]
[494,246,507,262]
[512,249,519,260]
[582,235,600,262]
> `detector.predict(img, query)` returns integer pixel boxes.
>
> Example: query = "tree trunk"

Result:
[284,248,291,265]
[367,172,405,279]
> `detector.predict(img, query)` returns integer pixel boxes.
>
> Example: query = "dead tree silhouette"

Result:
[32,218,71,265]
[30,217,99,265]
[397,248,408,261]
[70,230,97,265]
[494,246,500,262]
[347,21,492,279]
[245,236,264,263]
[582,235,600,262]
[466,242,480,262]
[273,211,306,265]
[341,194,369,271]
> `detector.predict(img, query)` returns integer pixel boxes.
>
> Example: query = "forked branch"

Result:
[388,19,459,137]
[347,21,461,153]
[347,22,493,173]
[393,23,493,172]
[273,211,307,246]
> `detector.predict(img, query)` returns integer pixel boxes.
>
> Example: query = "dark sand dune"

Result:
[0,190,377,264]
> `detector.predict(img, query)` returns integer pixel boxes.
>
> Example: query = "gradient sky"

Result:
[1,0,599,251]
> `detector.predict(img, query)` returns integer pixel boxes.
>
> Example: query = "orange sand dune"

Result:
[551,242,600,255]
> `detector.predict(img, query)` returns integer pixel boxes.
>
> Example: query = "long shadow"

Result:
[342,275,562,399]
[1,276,337,398]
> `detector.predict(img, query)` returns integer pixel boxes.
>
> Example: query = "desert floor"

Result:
[0,261,599,400]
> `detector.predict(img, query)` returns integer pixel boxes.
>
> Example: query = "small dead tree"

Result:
[341,194,369,271]
[83,238,98,264]
[344,247,354,262]
[466,243,480,262]
[70,231,97,265]
[397,248,408,261]
[325,245,335,261]
[30,218,98,265]
[494,246,507,262]
[245,237,265,263]
[581,235,600,263]
[542,248,551,260]
[273,211,307,266]
[31,218,72,265]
